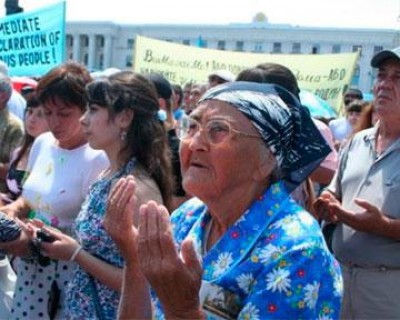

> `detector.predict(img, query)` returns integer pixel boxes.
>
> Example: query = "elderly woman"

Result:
[105,82,342,319]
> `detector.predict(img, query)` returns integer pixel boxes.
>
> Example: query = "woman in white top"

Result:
[0,61,109,319]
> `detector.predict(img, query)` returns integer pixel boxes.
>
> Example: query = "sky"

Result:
[1,0,400,29]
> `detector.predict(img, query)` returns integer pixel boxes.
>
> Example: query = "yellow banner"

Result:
[133,35,359,111]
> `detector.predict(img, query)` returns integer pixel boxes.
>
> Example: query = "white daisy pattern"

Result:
[281,220,302,238]
[333,274,343,297]
[239,302,260,320]
[161,182,343,319]
[259,244,283,263]
[236,273,255,294]
[266,268,291,293]
[271,214,296,229]
[213,252,234,277]
[304,281,320,309]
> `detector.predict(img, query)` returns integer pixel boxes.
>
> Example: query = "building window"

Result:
[332,44,341,53]
[272,42,282,53]
[127,38,135,49]
[97,36,104,48]
[373,45,383,54]
[311,44,320,54]
[84,53,88,65]
[292,42,301,54]
[351,65,360,86]
[217,40,226,50]
[99,54,104,69]
[66,35,73,47]
[183,39,190,45]
[254,42,263,52]
[236,41,244,52]
[126,54,133,67]
[82,36,89,47]
[352,45,362,56]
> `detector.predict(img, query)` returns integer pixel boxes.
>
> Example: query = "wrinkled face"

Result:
[187,85,206,113]
[179,100,267,202]
[80,104,123,152]
[25,106,49,138]
[373,59,400,121]
[43,99,85,149]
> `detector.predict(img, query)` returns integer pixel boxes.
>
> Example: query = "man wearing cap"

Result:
[315,47,400,319]
[329,88,363,149]
[0,73,23,194]
[207,69,235,88]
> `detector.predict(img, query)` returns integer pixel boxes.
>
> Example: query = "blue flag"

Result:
[0,1,66,76]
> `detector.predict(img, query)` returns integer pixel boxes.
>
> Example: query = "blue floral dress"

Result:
[65,158,136,319]
[152,182,343,319]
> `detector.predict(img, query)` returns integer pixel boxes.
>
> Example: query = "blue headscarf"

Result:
[198,81,331,192]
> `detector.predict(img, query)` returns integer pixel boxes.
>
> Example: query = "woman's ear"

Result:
[253,145,277,182]
[117,108,134,130]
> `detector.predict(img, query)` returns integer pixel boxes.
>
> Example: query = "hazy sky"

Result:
[1,0,400,29]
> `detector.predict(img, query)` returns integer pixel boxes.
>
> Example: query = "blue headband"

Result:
[199,81,331,192]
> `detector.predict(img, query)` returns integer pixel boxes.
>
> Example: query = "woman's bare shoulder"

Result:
[131,167,163,206]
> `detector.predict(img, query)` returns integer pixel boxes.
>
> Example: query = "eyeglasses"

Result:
[177,116,261,146]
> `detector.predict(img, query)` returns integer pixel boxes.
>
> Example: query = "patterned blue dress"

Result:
[65,159,136,319]
[152,182,343,319]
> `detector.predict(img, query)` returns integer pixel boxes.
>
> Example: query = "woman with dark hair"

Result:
[39,71,174,319]
[0,61,109,319]
[0,94,49,205]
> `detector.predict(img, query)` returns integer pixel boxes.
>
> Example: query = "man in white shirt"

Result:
[329,88,363,148]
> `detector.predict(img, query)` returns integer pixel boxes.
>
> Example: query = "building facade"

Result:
[66,21,400,93]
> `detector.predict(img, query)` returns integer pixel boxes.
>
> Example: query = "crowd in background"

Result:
[0,45,399,320]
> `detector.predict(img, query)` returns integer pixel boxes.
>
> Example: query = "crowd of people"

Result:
[0,44,398,320]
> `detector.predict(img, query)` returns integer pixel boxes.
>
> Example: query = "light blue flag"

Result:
[0,1,66,76]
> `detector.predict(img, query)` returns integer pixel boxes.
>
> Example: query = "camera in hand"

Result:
[37,229,56,242]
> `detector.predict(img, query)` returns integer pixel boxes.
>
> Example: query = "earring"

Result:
[120,130,127,141]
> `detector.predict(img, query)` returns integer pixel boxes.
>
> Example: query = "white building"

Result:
[66,21,400,93]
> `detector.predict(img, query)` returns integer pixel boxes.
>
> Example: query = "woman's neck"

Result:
[206,181,269,238]
[57,135,87,150]
[103,147,131,177]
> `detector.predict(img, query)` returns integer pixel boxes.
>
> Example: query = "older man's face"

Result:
[373,58,400,120]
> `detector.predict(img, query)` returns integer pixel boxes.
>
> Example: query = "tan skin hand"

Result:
[138,201,204,319]
[103,175,138,260]
[329,198,389,235]
[313,191,340,223]
[39,227,80,261]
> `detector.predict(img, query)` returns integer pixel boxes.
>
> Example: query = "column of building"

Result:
[87,35,96,71]
[103,35,113,69]
[72,34,80,62]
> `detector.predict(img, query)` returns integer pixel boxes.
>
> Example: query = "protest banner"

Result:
[133,35,360,112]
[0,1,66,76]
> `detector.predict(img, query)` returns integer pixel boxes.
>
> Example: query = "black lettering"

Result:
[144,49,153,63]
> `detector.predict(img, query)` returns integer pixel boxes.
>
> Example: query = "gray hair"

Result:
[0,73,12,96]
[0,61,8,76]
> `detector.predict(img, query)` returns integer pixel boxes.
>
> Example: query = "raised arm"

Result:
[137,201,204,319]
[103,176,152,319]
